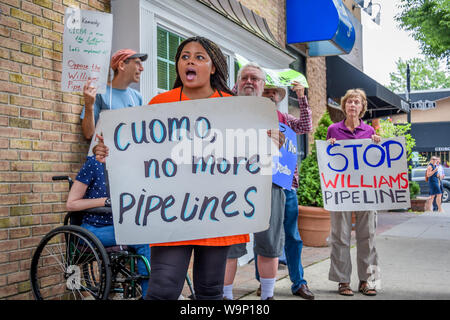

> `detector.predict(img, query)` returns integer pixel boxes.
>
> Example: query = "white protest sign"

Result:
[61,8,112,93]
[100,96,279,245]
[316,137,410,211]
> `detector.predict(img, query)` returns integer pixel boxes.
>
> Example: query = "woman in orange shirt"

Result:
[94,36,249,300]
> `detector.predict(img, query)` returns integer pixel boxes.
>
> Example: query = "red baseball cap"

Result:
[110,49,148,71]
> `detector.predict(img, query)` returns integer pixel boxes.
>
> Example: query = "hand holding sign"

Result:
[291,81,305,97]
[83,79,97,109]
[93,134,108,163]
[267,129,285,150]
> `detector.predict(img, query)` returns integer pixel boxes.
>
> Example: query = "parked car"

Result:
[411,166,450,202]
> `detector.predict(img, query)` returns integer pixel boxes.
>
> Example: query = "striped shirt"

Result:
[280,96,313,189]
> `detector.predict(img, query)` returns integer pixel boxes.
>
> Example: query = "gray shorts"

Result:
[254,184,286,258]
[227,242,247,259]
[227,184,286,259]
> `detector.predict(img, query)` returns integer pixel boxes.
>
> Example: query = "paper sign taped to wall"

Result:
[61,8,113,93]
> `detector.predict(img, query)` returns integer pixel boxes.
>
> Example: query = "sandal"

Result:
[358,281,377,296]
[338,283,354,296]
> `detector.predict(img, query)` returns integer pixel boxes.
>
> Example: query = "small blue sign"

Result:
[272,123,298,190]
[286,0,355,56]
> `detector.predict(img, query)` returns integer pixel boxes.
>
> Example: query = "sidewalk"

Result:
[181,206,450,300]
[239,205,450,300]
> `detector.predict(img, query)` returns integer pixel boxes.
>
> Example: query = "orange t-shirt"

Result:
[148,87,250,247]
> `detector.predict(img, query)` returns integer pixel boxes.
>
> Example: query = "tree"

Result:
[395,0,450,60]
[376,118,420,198]
[387,56,450,92]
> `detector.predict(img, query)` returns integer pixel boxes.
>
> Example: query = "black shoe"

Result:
[293,284,315,300]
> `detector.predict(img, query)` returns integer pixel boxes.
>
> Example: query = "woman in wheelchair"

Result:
[66,154,151,297]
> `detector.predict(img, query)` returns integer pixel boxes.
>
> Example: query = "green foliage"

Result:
[387,56,450,92]
[297,111,333,207]
[395,0,450,59]
[409,180,421,199]
[377,118,419,198]
[377,118,416,166]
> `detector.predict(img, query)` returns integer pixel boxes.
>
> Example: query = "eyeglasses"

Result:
[239,75,264,83]
[124,58,143,69]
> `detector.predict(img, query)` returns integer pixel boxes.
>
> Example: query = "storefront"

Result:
[326,55,410,122]
[392,89,450,166]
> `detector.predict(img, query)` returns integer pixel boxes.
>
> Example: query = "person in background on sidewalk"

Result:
[261,82,314,300]
[427,156,444,213]
[222,63,286,301]
[80,49,147,140]
[433,157,445,212]
[326,88,381,297]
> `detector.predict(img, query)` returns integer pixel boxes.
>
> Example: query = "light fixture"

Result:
[373,10,381,25]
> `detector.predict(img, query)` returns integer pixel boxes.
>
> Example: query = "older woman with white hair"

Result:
[326,88,381,297]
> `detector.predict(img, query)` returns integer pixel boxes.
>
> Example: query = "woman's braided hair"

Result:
[173,36,234,96]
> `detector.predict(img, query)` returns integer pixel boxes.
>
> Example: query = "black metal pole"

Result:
[406,63,412,179]
[406,63,411,124]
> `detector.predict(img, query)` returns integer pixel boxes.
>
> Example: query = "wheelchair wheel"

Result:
[30,225,112,300]
[109,252,148,300]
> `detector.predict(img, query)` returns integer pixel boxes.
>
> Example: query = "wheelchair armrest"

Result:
[64,207,112,226]
[82,207,113,215]
[52,175,73,189]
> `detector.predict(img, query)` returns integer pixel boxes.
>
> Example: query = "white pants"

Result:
[328,211,379,283]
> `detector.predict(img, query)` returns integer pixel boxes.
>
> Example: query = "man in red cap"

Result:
[80,49,148,140]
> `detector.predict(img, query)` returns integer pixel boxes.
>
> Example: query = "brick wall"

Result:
[306,57,327,146]
[238,0,286,46]
[0,0,109,300]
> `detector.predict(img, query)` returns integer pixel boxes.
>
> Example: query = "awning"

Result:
[326,56,410,119]
[412,122,450,152]
[197,0,294,59]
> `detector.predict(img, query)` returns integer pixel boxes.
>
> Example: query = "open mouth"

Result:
[186,68,197,81]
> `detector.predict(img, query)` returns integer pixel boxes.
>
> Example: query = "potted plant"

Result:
[296,111,332,247]
[409,180,427,211]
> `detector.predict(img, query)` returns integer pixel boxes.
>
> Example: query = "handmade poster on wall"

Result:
[316,137,410,211]
[61,8,113,93]
[100,96,279,245]
[272,123,297,189]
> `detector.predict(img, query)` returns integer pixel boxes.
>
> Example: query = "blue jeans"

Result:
[283,189,307,292]
[254,189,307,292]
[81,223,150,296]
